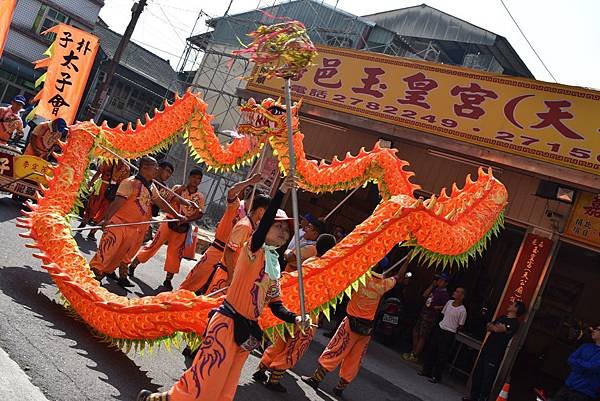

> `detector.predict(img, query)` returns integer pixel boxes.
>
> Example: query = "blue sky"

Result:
[100,0,600,89]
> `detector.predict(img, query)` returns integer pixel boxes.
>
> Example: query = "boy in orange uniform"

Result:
[129,169,205,290]
[301,257,406,396]
[0,96,25,145]
[254,233,337,392]
[79,159,131,241]
[138,175,309,401]
[23,118,68,159]
[89,157,184,287]
[178,173,263,293]
[201,192,271,295]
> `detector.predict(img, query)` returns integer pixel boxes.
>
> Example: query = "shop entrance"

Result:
[510,242,600,399]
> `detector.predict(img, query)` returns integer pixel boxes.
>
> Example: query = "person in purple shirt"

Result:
[403,272,450,362]
[554,325,600,401]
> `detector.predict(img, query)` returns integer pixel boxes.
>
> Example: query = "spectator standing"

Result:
[463,300,526,401]
[553,325,600,401]
[419,287,467,383]
[403,272,451,362]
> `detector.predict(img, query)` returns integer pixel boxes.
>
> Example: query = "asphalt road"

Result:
[0,194,425,401]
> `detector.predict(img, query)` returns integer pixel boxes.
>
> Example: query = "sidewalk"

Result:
[0,346,49,400]
[312,329,465,401]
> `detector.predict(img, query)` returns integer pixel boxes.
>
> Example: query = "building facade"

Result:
[82,21,181,126]
[181,1,599,400]
[0,0,103,103]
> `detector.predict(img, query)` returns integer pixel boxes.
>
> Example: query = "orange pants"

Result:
[318,317,371,383]
[178,246,222,292]
[135,223,187,274]
[90,225,147,273]
[169,313,249,401]
[205,267,228,295]
[84,183,110,222]
[261,327,316,371]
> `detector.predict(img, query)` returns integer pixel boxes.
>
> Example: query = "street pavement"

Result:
[0,194,462,401]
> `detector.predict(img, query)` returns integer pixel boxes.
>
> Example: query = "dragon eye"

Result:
[268,106,285,115]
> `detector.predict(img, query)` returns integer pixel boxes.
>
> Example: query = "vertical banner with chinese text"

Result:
[564,192,600,248]
[33,23,99,124]
[493,233,554,318]
[0,0,17,58]
[247,45,600,175]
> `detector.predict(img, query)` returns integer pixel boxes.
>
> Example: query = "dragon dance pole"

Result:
[284,78,307,323]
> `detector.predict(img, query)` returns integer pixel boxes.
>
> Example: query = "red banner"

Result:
[495,233,554,317]
[0,0,17,58]
[33,24,99,124]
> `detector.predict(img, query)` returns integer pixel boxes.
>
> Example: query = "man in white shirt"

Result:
[418,287,467,383]
[287,213,316,250]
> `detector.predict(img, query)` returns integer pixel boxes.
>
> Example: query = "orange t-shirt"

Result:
[346,274,397,321]
[24,121,60,157]
[285,244,317,272]
[167,184,205,218]
[223,215,254,269]
[214,197,241,244]
[225,242,281,320]
[111,177,159,224]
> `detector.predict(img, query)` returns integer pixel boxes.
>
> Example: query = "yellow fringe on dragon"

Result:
[17,90,507,349]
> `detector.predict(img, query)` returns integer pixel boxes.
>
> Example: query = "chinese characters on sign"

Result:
[564,192,600,248]
[247,45,600,175]
[0,0,17,57]
[33,24,99,124]
[495,233,553,319]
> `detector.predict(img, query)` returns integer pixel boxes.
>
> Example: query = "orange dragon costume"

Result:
[17,91,508,398]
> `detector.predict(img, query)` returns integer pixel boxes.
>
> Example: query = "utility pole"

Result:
[84,0,147,121]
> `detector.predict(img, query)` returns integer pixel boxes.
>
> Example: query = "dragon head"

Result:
[238,97,301,137]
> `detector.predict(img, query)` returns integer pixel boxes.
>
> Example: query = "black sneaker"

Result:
[163,280,173,291]
[252,370,268,382]
[301,376,319,389]
[429,377,440,384]
[265,381,287,393]
[333,387,344,397]
[136,390,151,401]
[118,277,134,288]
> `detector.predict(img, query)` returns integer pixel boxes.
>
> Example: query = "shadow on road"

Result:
[0,265,161,400]
[0,197,25,223]
[73,233,98,255]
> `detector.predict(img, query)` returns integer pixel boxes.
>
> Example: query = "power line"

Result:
[158,4,186,44]
[499,0,557,82]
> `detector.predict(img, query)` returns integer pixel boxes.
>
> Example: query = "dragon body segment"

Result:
[18,91,507,347]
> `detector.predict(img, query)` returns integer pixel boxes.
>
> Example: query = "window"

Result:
[33,6,69,41]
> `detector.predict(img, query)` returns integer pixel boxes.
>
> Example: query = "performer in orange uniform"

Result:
[178,173,263,293]
[23,118,68,159]
[78,159,131,241]
[138,175,309,401]
[129,169,205,290]
[0,96,25,145]
[254,233,337,393]
[301,257,405,396]
[203,193,271,295]
[90,157,184,287]
[144,160,175,242]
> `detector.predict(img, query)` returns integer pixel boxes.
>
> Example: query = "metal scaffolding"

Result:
[168,0,416,229]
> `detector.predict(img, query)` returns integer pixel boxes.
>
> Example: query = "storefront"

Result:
[242,44,599,400]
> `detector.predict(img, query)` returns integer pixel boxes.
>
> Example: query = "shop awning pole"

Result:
[284,78,307,325]
[323,186,360,221]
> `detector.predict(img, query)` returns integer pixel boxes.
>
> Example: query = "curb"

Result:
[0,347,49,400]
